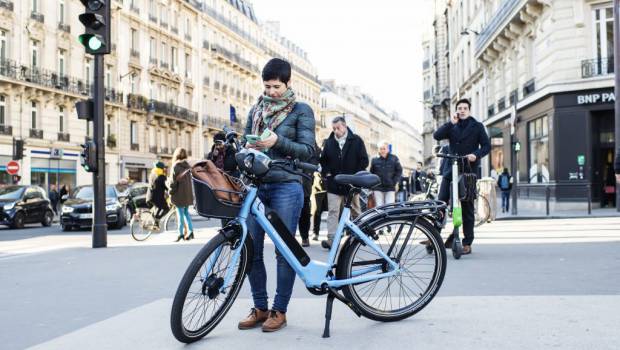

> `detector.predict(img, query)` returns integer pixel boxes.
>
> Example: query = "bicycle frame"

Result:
[205,186,401,292]
[451,159,463,228]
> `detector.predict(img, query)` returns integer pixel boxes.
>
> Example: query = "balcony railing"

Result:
[58,23,70,33]
[171,26,179,34]
[581,57,614,78]
[149,57,157,65]
[57,132,70,142]
[185,34,192,41]
[203,114,230,129]
[160,20,168,28]
[160,61,169,69]
[149,146,158,153]
[0,0,13,11]
[106,135,117,148]
[203,76,210,86]
[184,0,203,11]
[523,78,535,97]
[130,49,140,59]
[30,11,44,23]
[126,94,198,124]
[105,88,123,104]
[0,124,12,135]
[131,143,140,151]
[202,40,210,49]
[30,128,43,139]
[130,5,140,14]
[159,147,169,154]
[149,14,157,23]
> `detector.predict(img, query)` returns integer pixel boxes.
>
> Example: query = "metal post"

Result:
[546,185,550,216]
[587,183,592,215]
[92,54,107,248]
[614,0,620,211]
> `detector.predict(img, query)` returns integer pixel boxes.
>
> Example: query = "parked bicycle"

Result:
[473,182,491,227]
[169,129,448,343]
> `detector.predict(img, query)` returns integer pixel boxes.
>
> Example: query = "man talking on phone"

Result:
[433,98,490,255]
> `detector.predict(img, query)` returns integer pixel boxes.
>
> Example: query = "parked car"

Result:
[0,185,55,228]
[121,182,149,219]
[60,185,127,231]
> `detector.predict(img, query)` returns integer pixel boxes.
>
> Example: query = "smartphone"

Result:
[245,134,260,144]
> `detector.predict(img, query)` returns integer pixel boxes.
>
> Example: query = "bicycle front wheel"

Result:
[130,210,154,241]
[337,218,446,322]
[170,233,250,343]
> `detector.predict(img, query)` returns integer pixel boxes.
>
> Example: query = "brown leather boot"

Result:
[238,308,269,330]
[262,310,287,332]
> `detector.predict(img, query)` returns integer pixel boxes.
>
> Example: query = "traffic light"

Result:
[80,141,97,172]
[78,0,111,55]
[513,140,521,153]
[12,138,23,160]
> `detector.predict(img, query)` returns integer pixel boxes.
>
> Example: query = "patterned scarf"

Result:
[251,88,296,135]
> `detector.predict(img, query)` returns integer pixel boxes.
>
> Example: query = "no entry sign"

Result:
[6,160,19,175]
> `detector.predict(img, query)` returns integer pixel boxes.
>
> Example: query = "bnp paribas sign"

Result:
[577,92,615,105]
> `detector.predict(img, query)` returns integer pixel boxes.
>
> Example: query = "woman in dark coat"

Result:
[146,161,169,222]
[169,148,194,241]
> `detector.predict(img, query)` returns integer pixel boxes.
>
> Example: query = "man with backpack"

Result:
[497,168,512,213]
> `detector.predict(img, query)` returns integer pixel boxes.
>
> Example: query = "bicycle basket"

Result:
[191,160,245,219]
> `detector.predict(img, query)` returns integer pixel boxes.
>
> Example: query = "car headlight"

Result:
[106,203,120,211]
[62,206,74,213]
[3,202,15,210]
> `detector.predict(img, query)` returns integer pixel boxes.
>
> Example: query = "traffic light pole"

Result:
[614,0,620,212]
[92,54,107,248]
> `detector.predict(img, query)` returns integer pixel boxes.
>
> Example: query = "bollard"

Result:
[546,185,550,216]
[587,183,592,215]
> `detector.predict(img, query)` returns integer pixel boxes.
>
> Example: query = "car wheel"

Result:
[42,210,54,227]
[62,224,72,232]
[11,212,25,229]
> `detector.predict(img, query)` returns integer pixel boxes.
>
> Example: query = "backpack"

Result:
[499,174,510,190]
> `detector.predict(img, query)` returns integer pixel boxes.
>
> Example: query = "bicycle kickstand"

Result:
[322,293,336,338]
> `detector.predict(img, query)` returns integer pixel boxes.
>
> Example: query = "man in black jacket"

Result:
[370,141,403,206]
[433,98,491,255]
[319,116,369,249]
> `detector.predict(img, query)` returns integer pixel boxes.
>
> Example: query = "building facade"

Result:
[0,0,320,190]
[433,0,616,208]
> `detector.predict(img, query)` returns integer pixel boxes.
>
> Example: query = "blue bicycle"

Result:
[170,130,447,343]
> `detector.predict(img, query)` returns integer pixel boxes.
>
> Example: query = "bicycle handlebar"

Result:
[435,153,469,160]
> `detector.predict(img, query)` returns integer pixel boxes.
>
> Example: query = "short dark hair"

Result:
[262,58,291,84]
[456,98,471,109]
[417,162,423,166]
[332,116,346,124]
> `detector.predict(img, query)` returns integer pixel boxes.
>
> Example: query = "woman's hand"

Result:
[256,132,278,149]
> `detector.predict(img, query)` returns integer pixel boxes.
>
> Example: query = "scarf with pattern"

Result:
[251,88,296,135]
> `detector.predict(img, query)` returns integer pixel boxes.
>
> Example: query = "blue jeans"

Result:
[247,182,304,313]
[176,206,194,236]
[501,191,510,212]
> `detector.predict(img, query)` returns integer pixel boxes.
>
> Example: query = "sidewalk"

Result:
[495,207,618,220]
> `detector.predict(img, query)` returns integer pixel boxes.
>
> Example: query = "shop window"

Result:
[528,115,549,183]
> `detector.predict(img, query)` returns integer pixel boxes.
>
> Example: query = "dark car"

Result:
[0,185,55,228]
[60,185,127,231]
[121,182,149,219]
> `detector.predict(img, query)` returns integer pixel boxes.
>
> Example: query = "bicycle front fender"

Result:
[219,223,254,274]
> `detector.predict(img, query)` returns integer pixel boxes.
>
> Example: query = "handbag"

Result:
[367,192,376,209]
[191,160,242,203]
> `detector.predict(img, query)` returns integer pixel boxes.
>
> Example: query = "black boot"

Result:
[186,232,195,240]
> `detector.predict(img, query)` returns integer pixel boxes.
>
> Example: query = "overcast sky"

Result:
[253,0,433,132]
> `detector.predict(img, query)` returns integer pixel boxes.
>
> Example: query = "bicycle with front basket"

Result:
[170,129,448,343]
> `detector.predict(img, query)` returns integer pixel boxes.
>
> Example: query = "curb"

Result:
[495,214,618,221]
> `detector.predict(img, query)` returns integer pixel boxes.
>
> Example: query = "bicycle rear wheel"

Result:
[130,210,154,241]
[337,218,446,322]
[164,209,178,232]
[170,233,250,343]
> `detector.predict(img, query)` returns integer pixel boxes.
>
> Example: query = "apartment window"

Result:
[593,5,614,74]
[131,28,138,50]
[130,121,138,144]
[185,92,191,109]
[106,65,112,88]
[59,106,65,132]
[31,40,38,68]
[130,73,137,94]
[171,47,177,71]
[150,37,157,60]
[149,0,156,17]
[59,0,65,24]
[528,115,549,183]
[185,17,191,36]
[161,42,167,64]
[161,7,167,23]
[32,0,38,13]
[0,95,5,125]
[0,31,7,63]
[58,50,65,77]
[185,53,191,78]
[31,101,37,129]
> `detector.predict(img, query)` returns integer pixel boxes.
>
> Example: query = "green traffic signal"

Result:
[78,34,105,52]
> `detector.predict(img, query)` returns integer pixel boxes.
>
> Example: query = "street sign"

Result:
[6,160,19,175]
[51,148,64,159]
[577,154,585,166]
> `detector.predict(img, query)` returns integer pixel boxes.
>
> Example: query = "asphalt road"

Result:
[1,217,619,349]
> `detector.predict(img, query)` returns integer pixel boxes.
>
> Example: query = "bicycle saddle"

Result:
[334,171,380,188]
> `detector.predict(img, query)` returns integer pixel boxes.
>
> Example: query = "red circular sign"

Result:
[6,161,20,175]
